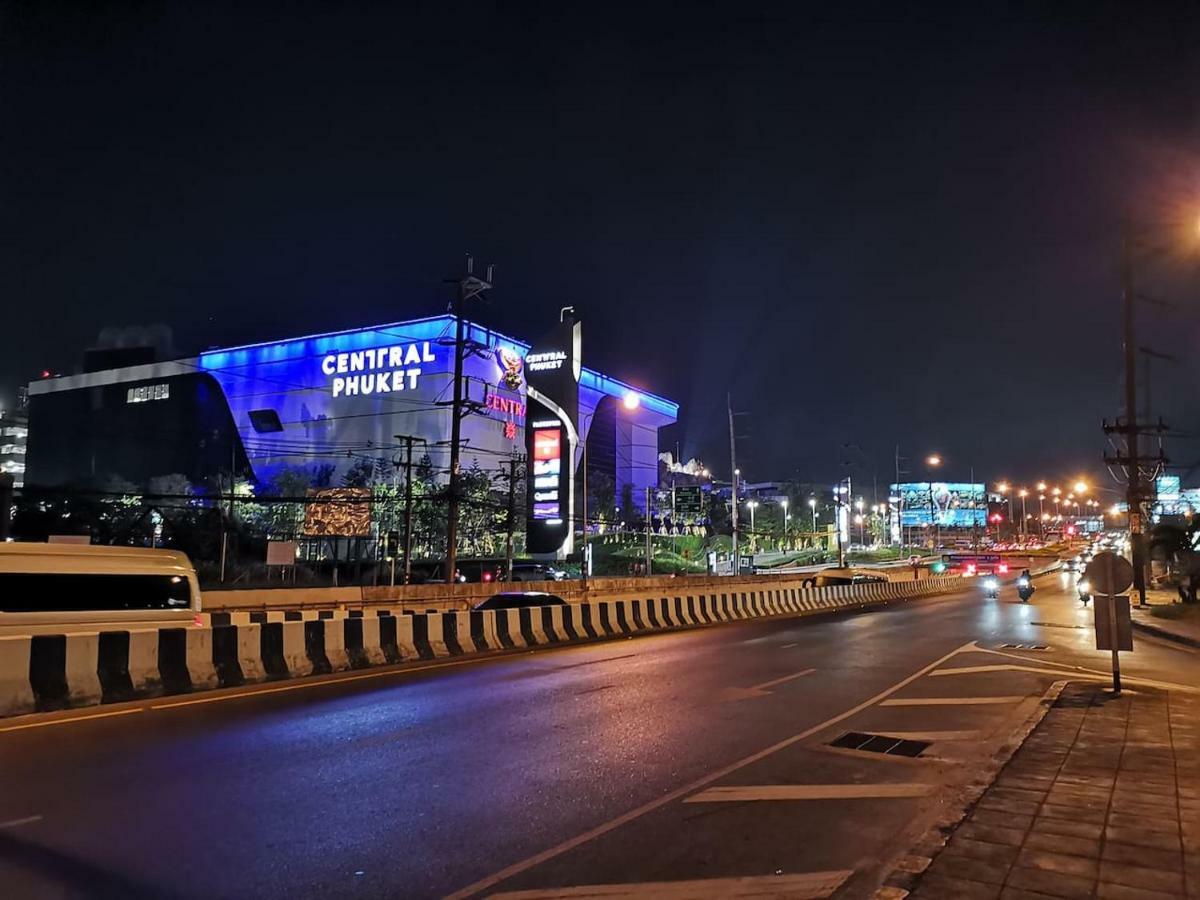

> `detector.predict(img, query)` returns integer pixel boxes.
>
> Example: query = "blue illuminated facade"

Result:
[26,315,678,505]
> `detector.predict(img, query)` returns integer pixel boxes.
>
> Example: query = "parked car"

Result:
[509,563,567,582]
[473,592,567,611]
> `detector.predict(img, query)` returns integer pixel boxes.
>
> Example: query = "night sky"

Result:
[5,2,1200,491]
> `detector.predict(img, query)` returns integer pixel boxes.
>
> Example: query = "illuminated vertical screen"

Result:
[532,427,562,521]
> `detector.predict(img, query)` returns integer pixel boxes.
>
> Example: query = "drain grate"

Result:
[999,643,1049,650]
[829,731,930,758]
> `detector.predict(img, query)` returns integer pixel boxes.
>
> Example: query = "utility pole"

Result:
[728,392,739,568]
[503,455,522,582]
[444,258,493,585]
[581,440,589,589]
[394,434,425,585]
[644,486,653,576]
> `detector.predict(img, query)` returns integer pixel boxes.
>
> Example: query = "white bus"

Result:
[0,543,202,633]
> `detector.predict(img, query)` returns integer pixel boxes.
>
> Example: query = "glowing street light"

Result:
[808,496,817,533]
[1073,480,1088,494]
[1036,481,1047,492]
[926,454,942,467]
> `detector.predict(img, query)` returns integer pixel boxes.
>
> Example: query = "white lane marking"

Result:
[880,696,1026,706]
[443,640,978,900]
[0,707,143,734]
[780,642,799,649]
[931,664,1080,677]
[753,668,816,691]
[686,784,933,802]
[717,668,815,702]
[489,869,854,899]
[934,659,1200,695]
[0,815,42,829]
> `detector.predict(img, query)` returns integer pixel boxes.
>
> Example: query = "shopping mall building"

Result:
[23,315,678,524]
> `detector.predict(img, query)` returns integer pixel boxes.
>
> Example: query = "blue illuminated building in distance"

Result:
[24,315,678,505]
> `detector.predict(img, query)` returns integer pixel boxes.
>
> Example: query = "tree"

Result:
[342,457,377,488]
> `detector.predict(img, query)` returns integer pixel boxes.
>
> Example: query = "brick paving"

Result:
[910,682,1200,899]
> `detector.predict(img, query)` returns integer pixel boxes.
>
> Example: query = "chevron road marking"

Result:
[685,784,934,802]
[489,869,854,899]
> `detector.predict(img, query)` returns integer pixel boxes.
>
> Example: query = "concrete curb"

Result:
[1129,614,1200,649]
[874,679,1070,899]
[0,575,966,720]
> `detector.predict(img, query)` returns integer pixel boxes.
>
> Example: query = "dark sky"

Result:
[5,1,1200,491]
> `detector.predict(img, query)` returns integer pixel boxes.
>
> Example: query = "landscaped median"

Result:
[0,573,966,719]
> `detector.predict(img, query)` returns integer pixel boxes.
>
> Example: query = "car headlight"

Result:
[983,578,998,590]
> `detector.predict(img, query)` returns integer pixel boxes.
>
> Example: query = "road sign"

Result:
[1083,551,1135,694]
[1083,551,1133,596]
[266,540,298,566]
[1094,595,1133,652]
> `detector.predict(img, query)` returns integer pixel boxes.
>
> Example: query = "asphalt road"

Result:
[1,574,1197,899]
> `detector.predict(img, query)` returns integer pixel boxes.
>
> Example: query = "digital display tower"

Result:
[524,314,581,557]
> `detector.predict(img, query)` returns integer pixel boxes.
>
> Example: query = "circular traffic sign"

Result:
[1083,551,1134,596]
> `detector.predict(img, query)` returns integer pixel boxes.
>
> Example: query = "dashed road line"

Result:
[0,707,144,733]
[0,814,42,829]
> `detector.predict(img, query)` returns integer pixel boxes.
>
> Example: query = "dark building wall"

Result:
[25,372,248,490]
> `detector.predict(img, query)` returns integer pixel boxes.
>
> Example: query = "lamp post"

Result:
[747,500,758,552]
[780,498,789,551]
[808,496,818,545]
[1018,489,1028,538]
[926,454,942,550]
[997,482,1013,538]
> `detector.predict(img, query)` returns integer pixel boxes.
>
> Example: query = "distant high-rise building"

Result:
[0,398,29,488]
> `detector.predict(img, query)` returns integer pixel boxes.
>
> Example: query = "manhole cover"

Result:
[829,731,930,758]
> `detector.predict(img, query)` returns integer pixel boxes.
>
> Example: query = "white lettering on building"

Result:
[526,350,567,372]
[322,341,436,398]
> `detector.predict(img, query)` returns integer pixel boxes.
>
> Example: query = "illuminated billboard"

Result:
[891,482,986,528]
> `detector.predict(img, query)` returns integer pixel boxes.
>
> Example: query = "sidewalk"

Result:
[909,682,1199,899]
[1131,590,1200,649]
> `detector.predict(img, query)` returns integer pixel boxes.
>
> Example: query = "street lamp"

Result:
[853,513,865,545]
[808,496,817,536]
[780,498,789,550]
[1018,488,1028,537]
[747,500,758,551]
[926,453,942,550]
[1073,480,1088,495]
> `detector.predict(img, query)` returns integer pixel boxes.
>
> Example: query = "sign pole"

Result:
[1105,553,1122,694]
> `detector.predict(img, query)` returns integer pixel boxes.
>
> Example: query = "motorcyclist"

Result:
[1017,568,1035,601]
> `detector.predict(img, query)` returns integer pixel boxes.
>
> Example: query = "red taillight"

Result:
[483,571,493,582]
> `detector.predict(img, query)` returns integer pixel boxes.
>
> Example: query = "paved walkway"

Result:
[910,682,1199,899]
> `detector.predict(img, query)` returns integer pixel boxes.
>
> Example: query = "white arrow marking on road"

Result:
[717,668,815,702]
[489,869,854,899]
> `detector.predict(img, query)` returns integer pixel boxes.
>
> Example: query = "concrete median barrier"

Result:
[0,573,969,718]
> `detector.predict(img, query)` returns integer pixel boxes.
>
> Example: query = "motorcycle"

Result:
[1077,579,1092,606]
[1017,575,1035,602]
[982,576,999,599]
